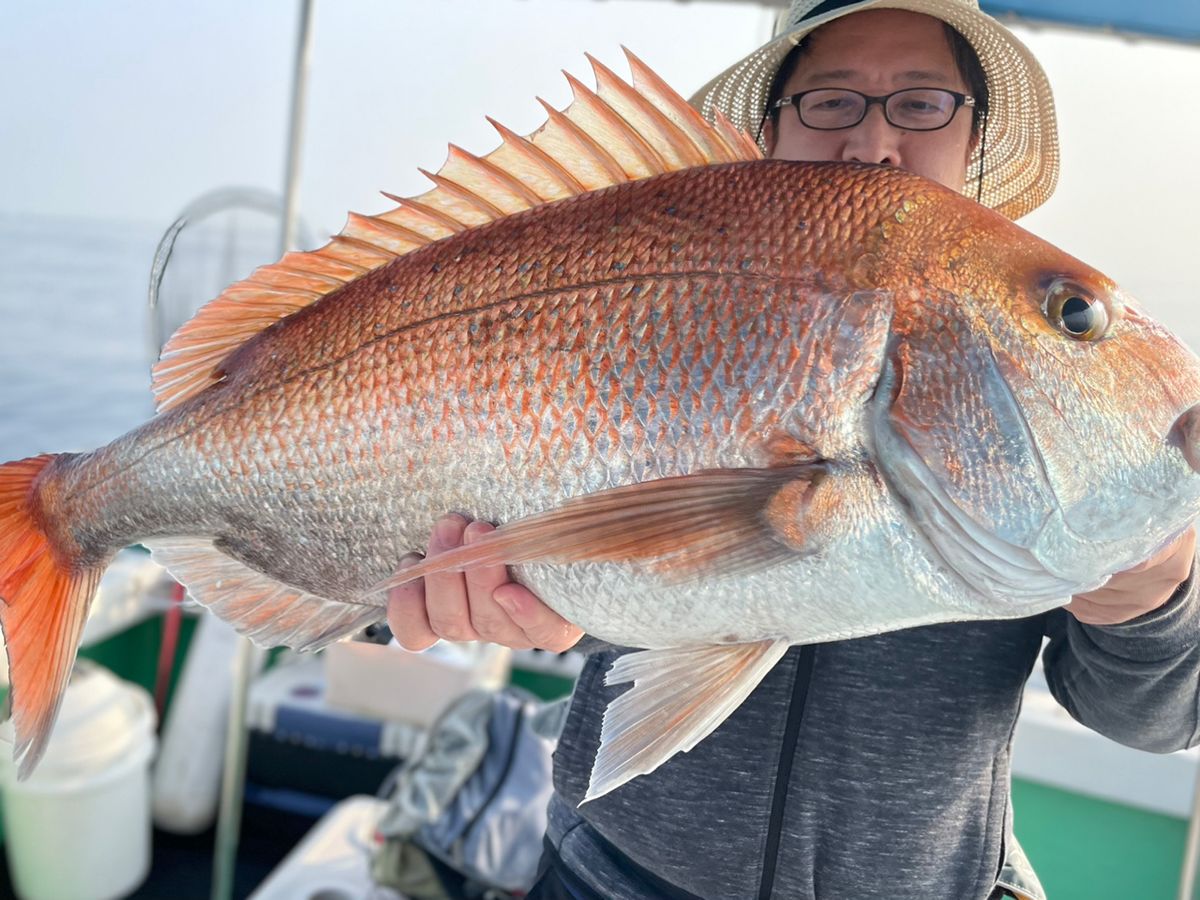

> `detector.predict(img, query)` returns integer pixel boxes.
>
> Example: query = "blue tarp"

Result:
[981,0,1200,43]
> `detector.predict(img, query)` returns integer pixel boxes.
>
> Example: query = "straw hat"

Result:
[689,0,1060,220]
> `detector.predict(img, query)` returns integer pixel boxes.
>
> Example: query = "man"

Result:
[389,2,1200,896]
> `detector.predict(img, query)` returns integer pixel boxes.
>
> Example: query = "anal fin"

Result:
[145,539,382,651]
[584,639,791,802]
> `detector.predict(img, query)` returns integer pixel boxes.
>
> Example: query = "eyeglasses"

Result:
[773,88,975,132]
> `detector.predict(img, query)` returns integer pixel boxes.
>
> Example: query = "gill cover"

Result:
[872,296,1088,603]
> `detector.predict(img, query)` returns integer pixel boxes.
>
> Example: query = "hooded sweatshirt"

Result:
[542,569,1200,900]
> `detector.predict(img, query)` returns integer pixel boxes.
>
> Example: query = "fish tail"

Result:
[0,454,106,778]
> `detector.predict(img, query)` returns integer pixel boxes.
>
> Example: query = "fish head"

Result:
[869,192,1200,608]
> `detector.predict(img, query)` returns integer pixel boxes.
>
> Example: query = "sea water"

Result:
[0,212,277,462]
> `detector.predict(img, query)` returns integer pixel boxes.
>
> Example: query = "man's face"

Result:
[765,10,976,191]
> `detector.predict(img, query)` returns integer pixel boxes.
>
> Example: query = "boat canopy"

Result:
[983,0,1197,43]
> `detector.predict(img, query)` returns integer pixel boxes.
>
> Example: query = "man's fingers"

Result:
[1071,527,1197,625]
[463,521,534,649]
[494,583,584,652]
[392,513,583,653]
[387,554,438,651]
[424,514,481,643]
[1064,595,1154,625]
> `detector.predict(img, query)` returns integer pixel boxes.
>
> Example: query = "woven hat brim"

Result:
[689,0,1060,220]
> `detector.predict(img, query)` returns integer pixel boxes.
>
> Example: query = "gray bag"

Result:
[372,687,567,899]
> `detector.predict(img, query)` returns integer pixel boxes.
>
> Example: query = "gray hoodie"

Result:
[543,570,1200,899]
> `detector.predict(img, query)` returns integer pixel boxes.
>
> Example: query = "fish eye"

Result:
[1043,280,1112,341]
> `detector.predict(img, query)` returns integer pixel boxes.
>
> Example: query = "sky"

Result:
[2,0,1198,342]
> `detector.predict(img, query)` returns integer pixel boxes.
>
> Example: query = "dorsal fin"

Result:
[151,47,763,413]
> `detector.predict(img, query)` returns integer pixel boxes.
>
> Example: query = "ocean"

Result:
[0,211,277,462]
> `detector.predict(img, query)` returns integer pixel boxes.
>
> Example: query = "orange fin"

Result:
[370,465,823,596]
[145,539,383,651]
[151,49,763,414]
[585,639,791,801]
[0,455,106,779]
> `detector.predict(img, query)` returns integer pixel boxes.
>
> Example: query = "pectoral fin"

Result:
[584,639,791,801]
[369,464,826,597]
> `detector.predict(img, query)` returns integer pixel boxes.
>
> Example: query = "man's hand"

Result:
[387,513,584,652]
[1066,528,1196,625]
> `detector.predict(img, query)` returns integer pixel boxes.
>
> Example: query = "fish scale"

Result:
[3,56,1200,802]
[83,242,830,594]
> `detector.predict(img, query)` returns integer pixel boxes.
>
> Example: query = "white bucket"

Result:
[0,660,157,900]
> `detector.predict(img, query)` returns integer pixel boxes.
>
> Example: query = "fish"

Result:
[3,50,1200,801]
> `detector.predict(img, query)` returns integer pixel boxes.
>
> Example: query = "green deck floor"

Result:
[1012,778,1189,898]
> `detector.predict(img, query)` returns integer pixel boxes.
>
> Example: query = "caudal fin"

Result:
[0,455,105,778]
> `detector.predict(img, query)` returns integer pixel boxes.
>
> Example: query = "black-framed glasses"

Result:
[773,88,975,132]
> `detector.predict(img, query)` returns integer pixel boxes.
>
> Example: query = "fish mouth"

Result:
[1170,403,1200,474]
[869,353,1086,607]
